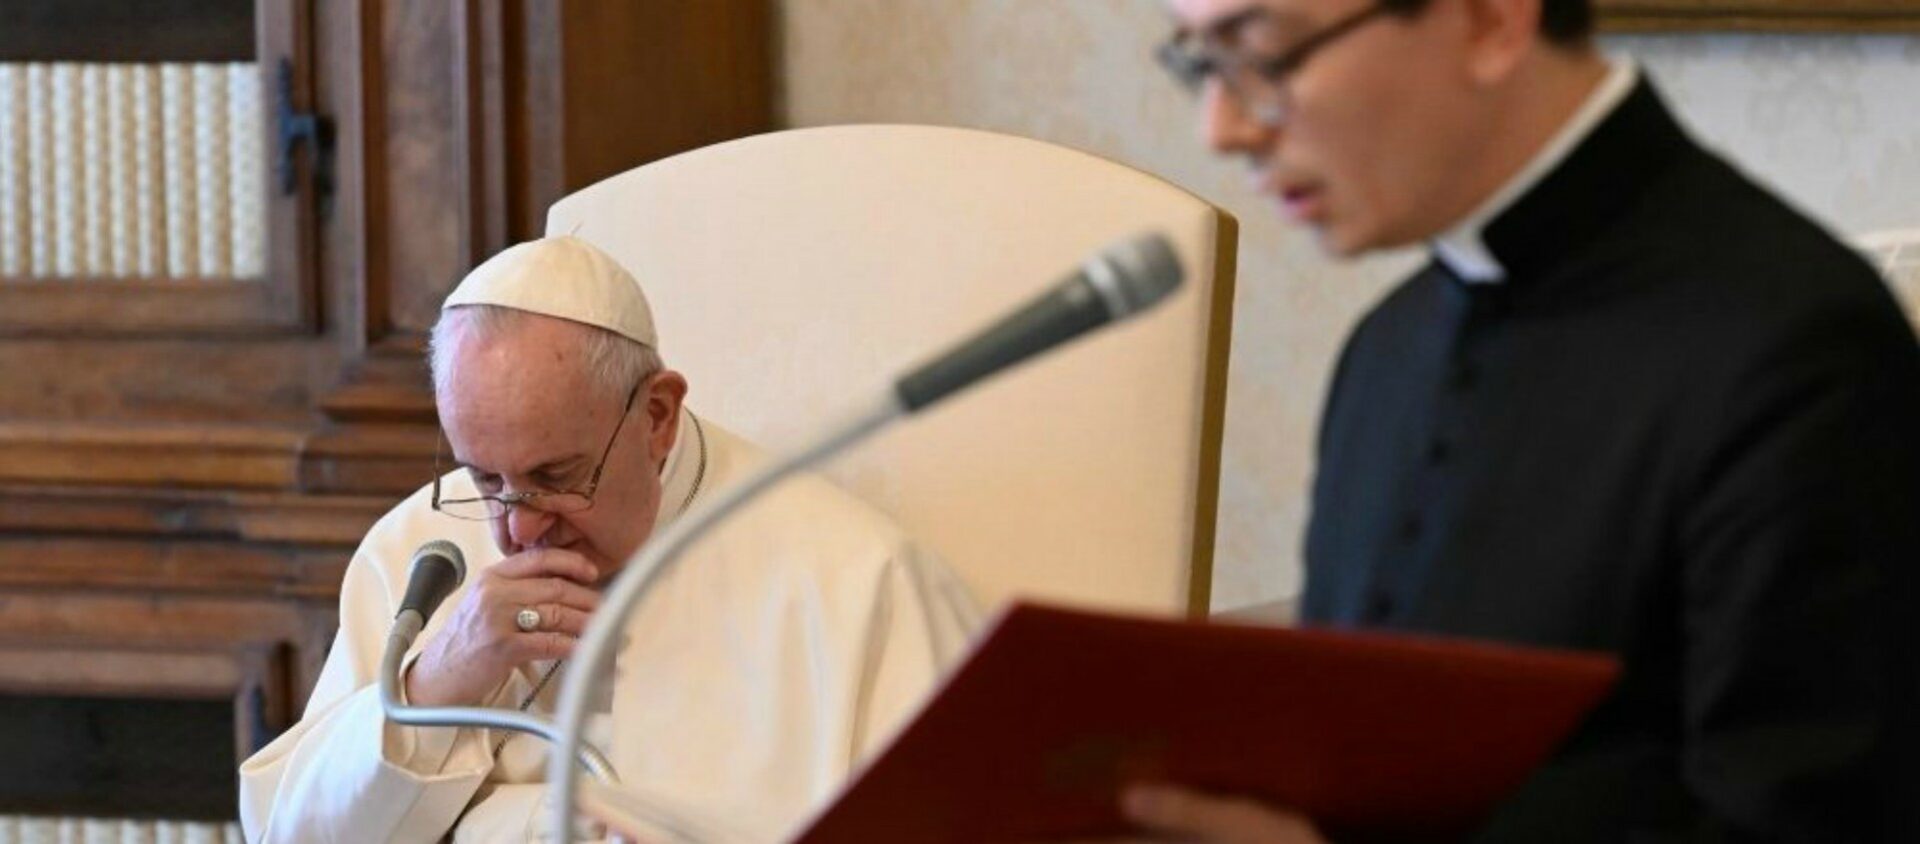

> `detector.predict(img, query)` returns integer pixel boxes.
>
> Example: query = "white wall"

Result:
[777,1,1920,611]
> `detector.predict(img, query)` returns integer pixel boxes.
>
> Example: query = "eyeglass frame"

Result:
[430,378,646,521]
[1156,2,1399,126]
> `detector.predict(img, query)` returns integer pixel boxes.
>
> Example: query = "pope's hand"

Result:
[1111,785,1327,844]
[404,548,601,707]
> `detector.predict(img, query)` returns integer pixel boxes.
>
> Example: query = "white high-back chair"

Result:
[1856,228,1920,335]
[548,125,1236,617]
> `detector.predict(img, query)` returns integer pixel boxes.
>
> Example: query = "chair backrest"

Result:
[548,125,1235,617]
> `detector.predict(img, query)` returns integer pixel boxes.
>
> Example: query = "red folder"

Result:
[791,602,1619,843]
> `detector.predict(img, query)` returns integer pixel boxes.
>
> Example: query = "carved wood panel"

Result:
[0,0,773,776]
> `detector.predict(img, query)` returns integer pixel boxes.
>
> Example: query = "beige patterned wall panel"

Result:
[779,0,1920,611]
[1620,34,1920,234]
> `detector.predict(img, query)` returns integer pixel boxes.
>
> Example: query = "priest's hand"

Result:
[404,548,601,707]
[1096,785,1328,844]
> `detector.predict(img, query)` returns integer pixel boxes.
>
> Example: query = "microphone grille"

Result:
[413,539,467,585]
[1097,232,1185,316]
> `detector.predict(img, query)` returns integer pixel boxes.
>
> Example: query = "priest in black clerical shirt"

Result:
[1121,0,1920,841]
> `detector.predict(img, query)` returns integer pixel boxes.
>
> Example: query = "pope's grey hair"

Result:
[428,305,663,402]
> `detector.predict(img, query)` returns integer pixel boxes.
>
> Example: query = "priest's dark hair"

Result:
[1379,0,1594,45]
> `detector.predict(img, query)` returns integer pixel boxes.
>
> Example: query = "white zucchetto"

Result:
[442,235,660,351]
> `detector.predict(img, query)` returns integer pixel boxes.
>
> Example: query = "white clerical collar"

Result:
[1431,57,1638,284]
[654,406,706,527]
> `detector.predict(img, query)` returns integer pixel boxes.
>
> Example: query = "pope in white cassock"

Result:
[238,236,981,842]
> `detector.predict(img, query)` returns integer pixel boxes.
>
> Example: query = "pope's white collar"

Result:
[654,406,703,527]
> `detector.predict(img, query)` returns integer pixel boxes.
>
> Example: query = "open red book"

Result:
[788,601,1619,843]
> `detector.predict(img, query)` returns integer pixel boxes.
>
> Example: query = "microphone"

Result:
[546,231,1189,842]
[894,232,1184,413]
[396,539,466,629]
[385,539,465,676]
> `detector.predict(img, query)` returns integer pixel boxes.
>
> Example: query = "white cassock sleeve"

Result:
[238,524,500,843]
[848,540,980,760]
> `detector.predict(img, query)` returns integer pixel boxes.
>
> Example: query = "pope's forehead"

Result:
[439,315,600,407]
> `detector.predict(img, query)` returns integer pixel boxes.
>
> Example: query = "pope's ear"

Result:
[643,369,689,450]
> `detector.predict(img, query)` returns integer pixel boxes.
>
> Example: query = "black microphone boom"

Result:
[893,232,1184,413]
[397,539,466,624]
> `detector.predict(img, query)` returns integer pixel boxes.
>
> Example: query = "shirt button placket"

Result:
[1362,586,1398,624]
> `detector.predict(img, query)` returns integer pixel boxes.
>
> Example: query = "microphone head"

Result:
[411,538,467,586]
[1089,232,1184,317]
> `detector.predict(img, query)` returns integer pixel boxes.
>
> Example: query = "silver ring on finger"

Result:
[514,606,542,633]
